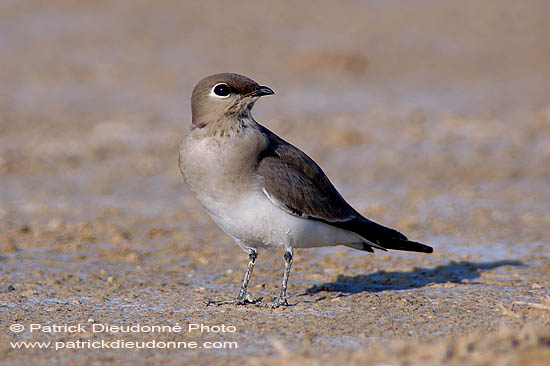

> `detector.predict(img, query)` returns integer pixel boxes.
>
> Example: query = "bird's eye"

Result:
[212,83,231,98]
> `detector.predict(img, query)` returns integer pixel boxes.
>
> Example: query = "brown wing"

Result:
[256,126,358,221]
[255,125,433,254]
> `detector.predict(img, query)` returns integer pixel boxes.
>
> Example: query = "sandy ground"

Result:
[1,1,550,365]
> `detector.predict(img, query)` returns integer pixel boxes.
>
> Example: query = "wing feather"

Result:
[255,126,433,254]
[256,126,358,221]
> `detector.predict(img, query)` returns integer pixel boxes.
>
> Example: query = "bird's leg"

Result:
[205,248,259,306]
[271,247,293,308]
[235,248,258,304]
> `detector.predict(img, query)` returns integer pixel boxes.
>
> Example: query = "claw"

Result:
[270,298,290,308]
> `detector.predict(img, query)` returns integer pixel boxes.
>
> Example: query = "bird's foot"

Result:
[205,295,262,307]
[269,297,293,308]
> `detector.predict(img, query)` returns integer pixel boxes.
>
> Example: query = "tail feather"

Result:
[317,216,433,253]
[376,238,433,253]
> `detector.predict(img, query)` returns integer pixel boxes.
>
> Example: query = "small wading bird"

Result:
[179,73,432,308]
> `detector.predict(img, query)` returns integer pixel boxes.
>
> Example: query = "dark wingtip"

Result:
[421,245,434,254]
[382,239,433,253]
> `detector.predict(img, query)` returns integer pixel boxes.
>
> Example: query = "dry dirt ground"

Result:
[1,1,550,365]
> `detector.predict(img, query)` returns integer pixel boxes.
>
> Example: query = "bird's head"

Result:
[191,73,274,128]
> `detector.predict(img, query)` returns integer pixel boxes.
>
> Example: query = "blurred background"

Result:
[1,0,549,244]
[0,0,550,243]
[1,2,550,364]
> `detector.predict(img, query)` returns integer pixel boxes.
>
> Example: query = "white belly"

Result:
[199,190,362,250]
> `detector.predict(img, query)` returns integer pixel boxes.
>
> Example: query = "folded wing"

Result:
[255,126,433,254]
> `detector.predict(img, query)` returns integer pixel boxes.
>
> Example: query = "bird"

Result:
[178,73,432,308]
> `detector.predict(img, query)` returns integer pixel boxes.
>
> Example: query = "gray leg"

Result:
[206,248,258,306]
[236,248,258,304]
[272,247,293,308]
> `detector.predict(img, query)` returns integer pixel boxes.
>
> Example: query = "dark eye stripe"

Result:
[213,83,231,97]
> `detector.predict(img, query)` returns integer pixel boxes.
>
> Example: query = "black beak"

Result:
[245,86,275,98]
